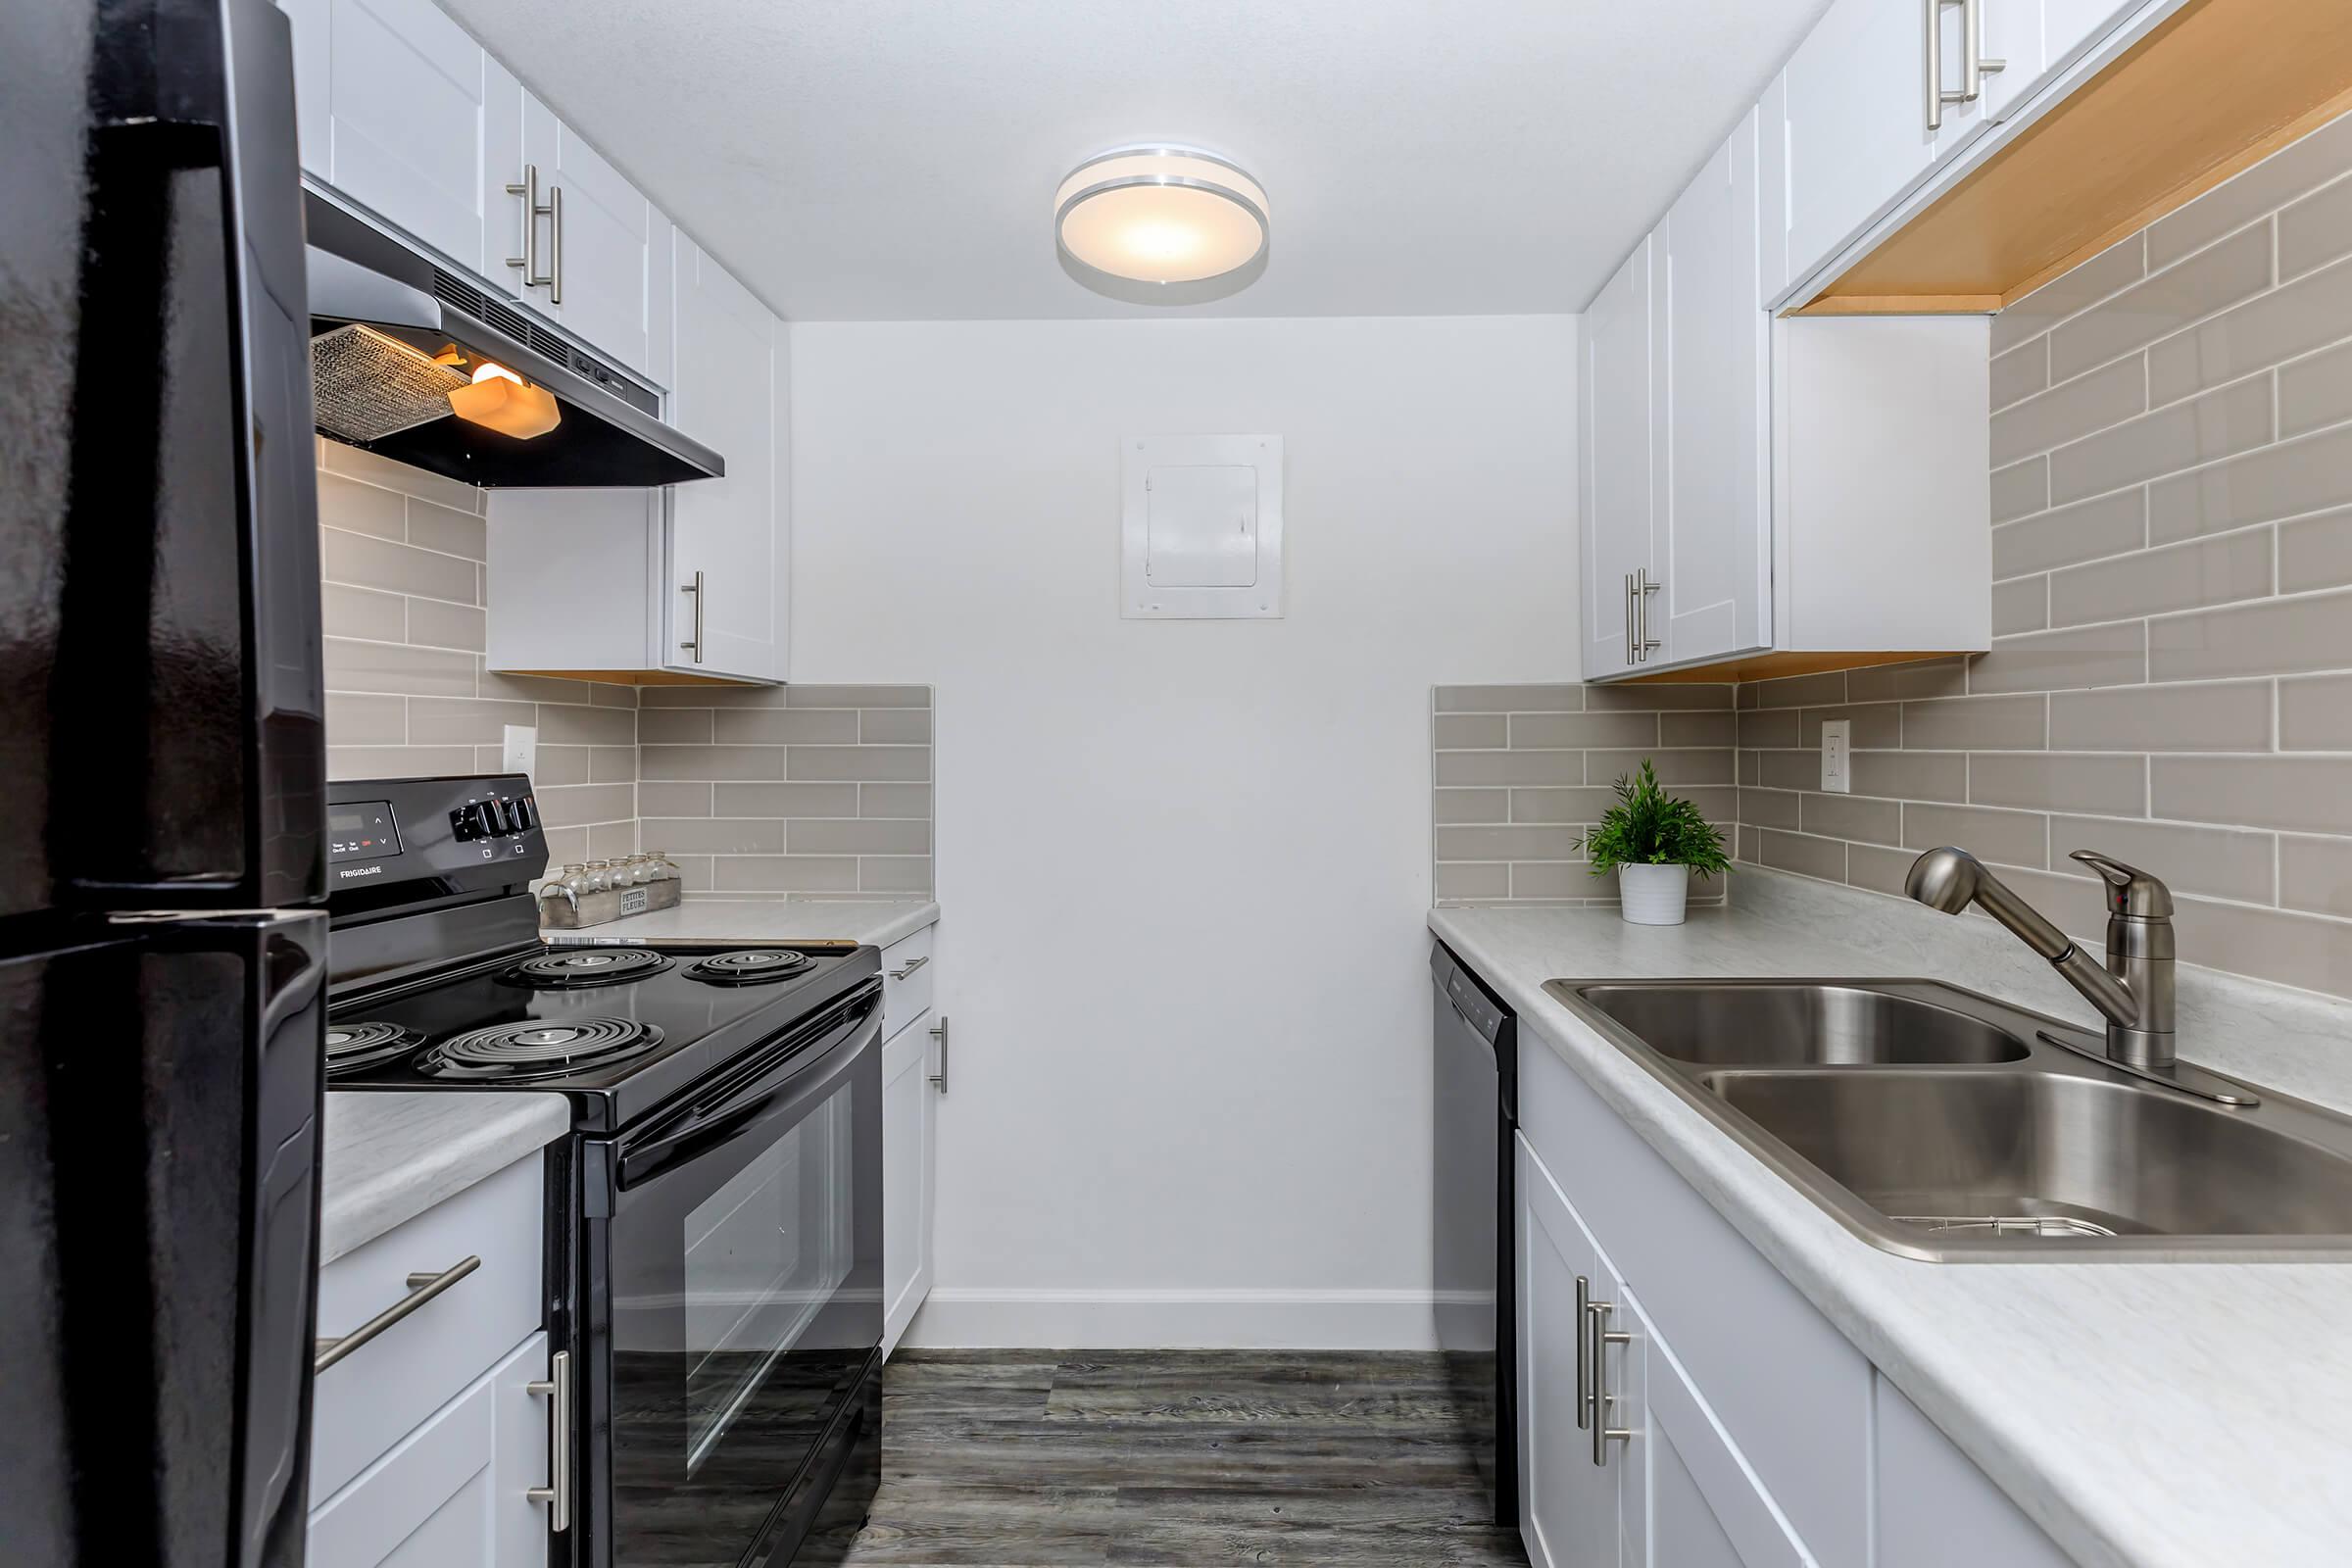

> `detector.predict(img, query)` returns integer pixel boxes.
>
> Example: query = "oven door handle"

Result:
[618,987,882,1187]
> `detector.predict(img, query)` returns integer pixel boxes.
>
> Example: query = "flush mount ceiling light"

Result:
[1054,146,1269,303]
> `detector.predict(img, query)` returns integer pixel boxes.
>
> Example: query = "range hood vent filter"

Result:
[311,323,466,441]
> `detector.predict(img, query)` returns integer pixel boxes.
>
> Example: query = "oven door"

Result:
[583,980,883,1567]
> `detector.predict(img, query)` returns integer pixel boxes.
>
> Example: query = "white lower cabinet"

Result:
[307,1332,552,1568]
[1507,990,2068,1567]
[1518,1141,1622,1567]
[879,925,942,1356]
[307,1152,557,1567]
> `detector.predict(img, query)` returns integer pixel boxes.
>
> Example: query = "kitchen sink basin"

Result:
[1543,977,2352,1260]
[1572,982,2030,1067]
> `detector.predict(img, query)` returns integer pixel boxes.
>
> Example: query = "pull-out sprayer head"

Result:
[1905,846,1981,915]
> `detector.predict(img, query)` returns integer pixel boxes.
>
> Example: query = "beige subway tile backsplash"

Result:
[638,689,934,897]
[1991,489,2146,578]
[2048,682,2273,752]
[1969,622,2148,694]
[1432,683,1733,906]
[2045,221,2271,385]
[2046,527,2273,626]
[2152,256,2352,407]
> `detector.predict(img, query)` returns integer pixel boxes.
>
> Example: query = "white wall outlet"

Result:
[1821,718,1851,794]
[502,724,538,780]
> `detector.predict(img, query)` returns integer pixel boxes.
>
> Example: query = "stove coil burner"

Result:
[499,948,674,989]
[685,949,818,986]
[422,1017,664,1081]
[323,1020,425,1073]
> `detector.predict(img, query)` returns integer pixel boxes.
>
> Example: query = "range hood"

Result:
[303,192,721,487]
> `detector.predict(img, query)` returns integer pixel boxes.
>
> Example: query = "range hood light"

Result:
[448,366,561,439]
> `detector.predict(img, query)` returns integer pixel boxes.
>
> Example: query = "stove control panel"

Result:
[326,773,549,919]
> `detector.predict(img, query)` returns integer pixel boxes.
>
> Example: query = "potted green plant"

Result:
[1577,760,1731,925]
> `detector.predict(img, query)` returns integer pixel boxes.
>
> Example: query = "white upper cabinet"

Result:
[1657,110,1770,670]
[1782,0,1936,287]
[1580,241,1654,681]
[285,0,671,381]
[282,0,511,277]
[506,94,670,381]
[1581,114,1990,684]
[484,238,789,684]
[667,235,787,683]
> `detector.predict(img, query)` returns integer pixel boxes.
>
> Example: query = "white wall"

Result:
[790,315,1577,1346]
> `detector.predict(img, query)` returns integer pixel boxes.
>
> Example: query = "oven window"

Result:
[682,1085,856,1472]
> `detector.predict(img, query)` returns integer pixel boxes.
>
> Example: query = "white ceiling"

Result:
[437,0,1834,321]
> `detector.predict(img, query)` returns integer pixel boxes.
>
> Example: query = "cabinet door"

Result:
[519,96,662,377]
[280,0,511,276]
[1658,114,1769,669]
[668,235,786,682]
[881,1008,939,1357]
[307,1332,552,1568]
[1518,1135,1618,1568]
[1580,240,1652,681]
[1783,0,1935,286]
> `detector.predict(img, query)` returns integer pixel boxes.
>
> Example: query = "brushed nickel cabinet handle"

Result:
[1575,1273,1592,1430]
[888,954,929,980]
[506,167,553,289]
[1962,0,2005,102]
[928,1014,949,1095]
[1929,0,2006,131]
[679,570,705,663]
[1926,0,1944,131]
[547,181,564,304]
[1624,572,1639,666]
[526,1349,572,1533]
[1586,1295,1634,1466]
[314,1255,480,1373]
[1638,569,1662,661]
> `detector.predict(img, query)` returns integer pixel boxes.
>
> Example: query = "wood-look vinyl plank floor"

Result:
[821,1350,1529,1567]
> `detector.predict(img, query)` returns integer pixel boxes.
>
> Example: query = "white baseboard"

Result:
[899,1288,1457,1350]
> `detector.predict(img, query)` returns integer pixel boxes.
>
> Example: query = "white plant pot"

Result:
[1617,862,1691,926]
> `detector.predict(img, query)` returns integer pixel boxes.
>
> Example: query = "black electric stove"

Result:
[328,936,874,1131]
[327,775,884,1568]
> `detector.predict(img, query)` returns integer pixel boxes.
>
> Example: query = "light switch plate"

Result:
[1821,719,1851,794]
[503,724,538,779]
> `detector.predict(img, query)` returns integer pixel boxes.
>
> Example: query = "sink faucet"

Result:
[1905,847,2176,1068]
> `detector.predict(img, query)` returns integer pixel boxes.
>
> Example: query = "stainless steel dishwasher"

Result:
[1430,941,1517,1527]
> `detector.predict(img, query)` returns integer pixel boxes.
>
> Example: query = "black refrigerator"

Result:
[2,1,329,1566]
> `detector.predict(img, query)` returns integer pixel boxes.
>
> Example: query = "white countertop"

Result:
[1431,867,2352,1568]
[319,1092,570,1265]
[544,897,940,950]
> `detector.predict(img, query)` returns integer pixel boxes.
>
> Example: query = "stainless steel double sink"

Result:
[1543,978,2352,1261]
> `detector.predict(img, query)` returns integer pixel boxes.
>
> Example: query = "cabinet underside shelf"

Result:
[1614,650,1968,685]
[1793,0,2352,316]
